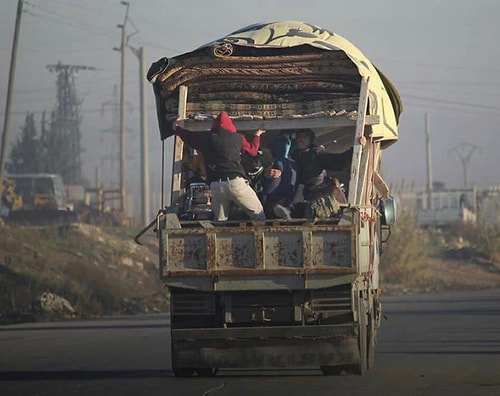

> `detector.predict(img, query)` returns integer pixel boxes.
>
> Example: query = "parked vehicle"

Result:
[1,173,74,225]
[142,21,402,376]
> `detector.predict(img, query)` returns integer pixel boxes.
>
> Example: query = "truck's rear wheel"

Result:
[367,304,376,370]
[354,296,368,375]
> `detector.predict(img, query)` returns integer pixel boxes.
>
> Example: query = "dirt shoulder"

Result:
[0,223,169,324]
[382,248,500,296]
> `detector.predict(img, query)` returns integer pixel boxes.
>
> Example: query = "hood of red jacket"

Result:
[211,112,237,133]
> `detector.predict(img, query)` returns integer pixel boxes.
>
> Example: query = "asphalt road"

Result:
[1,290,499,396]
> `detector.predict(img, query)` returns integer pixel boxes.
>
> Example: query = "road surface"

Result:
[1,290,499,395]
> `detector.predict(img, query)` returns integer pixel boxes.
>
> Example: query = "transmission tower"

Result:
[450,142,481,187]
[100,84,120,189]
[100,85,133,192]
[46,61,96,184]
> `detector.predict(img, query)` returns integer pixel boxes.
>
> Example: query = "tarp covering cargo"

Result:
[148,20,402,145]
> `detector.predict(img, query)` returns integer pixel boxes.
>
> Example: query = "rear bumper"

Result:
[172,324,359,368]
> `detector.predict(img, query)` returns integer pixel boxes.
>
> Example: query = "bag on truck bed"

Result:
[310,193,342,219]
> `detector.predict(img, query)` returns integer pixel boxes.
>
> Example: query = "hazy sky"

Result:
[1,0,499,210]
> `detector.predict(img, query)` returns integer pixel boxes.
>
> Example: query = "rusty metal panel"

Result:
[214,274,305,291]
[163,223,355,277]
[311,229,352,267]
[215,231,255,269]
[264,231,304,268]
[168,234,207,270]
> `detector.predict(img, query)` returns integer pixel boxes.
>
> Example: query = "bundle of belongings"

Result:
[180,176,212,220]
[291,176,347,220]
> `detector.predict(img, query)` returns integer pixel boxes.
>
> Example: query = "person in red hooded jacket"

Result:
[173,112,266,221]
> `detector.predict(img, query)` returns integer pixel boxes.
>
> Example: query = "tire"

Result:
[367,303,376,370]
[354,295,368,375]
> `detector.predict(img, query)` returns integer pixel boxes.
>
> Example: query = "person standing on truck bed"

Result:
[173,111,266,221]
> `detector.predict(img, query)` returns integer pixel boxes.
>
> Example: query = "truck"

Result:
[1,173,74,225]
[142,21,402,376]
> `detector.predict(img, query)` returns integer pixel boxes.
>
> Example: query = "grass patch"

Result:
[380,208,431,286]
[0,223,167,320]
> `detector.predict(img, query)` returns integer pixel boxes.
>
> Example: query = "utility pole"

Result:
[129,45,150,225]
[450,142,481,187]
[0,0,23,184]
[425,113,433,209]
[115,1,130,218]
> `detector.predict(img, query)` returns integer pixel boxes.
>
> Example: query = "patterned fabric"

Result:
[148,21,401,142]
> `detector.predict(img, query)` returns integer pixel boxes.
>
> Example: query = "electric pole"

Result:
[425,113,433,209]
[129,45,150,225]
[450,142,481,187]
[0,0,23,184]
[114,1,130,218]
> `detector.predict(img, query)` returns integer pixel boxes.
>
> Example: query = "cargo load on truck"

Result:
[142,21,402,376]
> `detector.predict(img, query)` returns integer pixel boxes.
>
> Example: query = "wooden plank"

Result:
[356,141,370,205]
[374,170,390,198]
[348,77,370,204]
[170,86,188,205]
[178,114,380,132]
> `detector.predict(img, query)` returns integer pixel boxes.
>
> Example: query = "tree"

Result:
[6,112,45,174]
[40,110,74,181]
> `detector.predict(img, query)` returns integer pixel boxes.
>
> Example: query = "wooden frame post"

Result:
[348,77,370,205]
[170,85,188,206]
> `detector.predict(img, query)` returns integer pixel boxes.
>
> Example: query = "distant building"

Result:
[416,187,477,227]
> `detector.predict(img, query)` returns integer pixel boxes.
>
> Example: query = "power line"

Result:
[397,81,500,87]
[399,85,500,98]
[376,58,500,74]
[403,102,500,117]
[403,94,500,112]
[24,1,118,38]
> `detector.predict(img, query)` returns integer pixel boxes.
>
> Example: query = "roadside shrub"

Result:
[477,224,500,265]
[380,208,430,285]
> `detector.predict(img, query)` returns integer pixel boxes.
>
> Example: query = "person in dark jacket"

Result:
[263,135,297,220]
[241,148,272,202]
[291,129,365,200]
[290,129,366,218]
[173,112,266,221]
[260,128,364,219]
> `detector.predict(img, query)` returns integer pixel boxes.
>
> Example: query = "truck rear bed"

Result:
[161,214,359,292]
